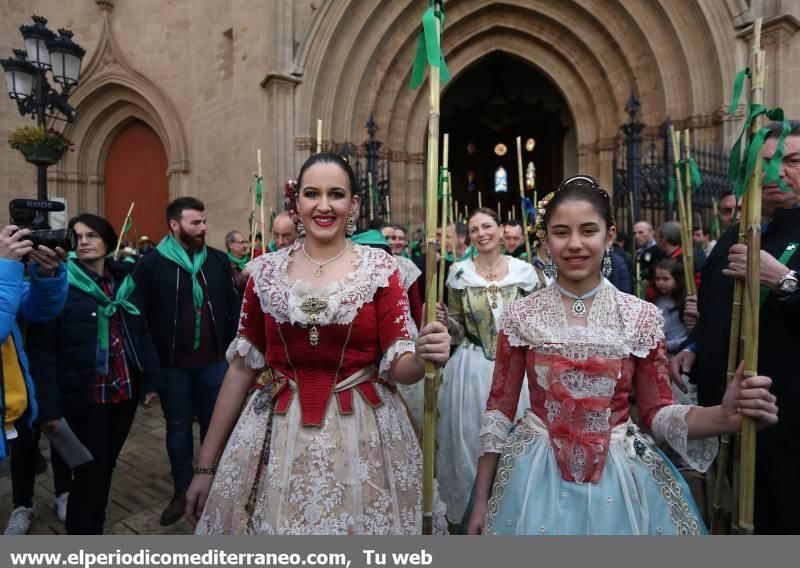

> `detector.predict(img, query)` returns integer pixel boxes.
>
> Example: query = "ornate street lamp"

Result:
[1,15,85,200]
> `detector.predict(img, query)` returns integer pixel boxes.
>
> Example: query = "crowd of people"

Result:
[1,120,797,535]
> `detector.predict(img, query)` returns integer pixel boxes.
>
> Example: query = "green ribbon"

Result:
[226,251,249,271]
[157,235,208,350]
[438,165,447,200]
[410,2,451,90]
[121,214,134,236]
[67,260,140,374]
[255,176,263,207]
[668,158,702,203]
[727,68,792,198]
[760,242,799,305]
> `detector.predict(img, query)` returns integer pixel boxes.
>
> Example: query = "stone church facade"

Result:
[1,0,798,246]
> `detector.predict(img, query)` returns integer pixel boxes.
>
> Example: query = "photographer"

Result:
[27,214,161,535]
[1,225,68,535]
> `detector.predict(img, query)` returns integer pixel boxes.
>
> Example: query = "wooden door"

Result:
[104,120,169,244]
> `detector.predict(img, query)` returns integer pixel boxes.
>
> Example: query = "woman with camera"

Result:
[28,213,161,535]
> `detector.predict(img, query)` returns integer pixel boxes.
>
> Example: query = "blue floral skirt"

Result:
[484,412,707,535]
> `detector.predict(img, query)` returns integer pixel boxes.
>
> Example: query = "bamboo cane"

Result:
[114,202,135,259]
[438,134,450,304]
[421,2,443,536]
[250,183,257,254]
[669,126,696,296]
[711,187,749,533]
[683,130,697,293]
[516,137,533,265]
[497,202,501,220]
[463,204,468,222]
[712,198,721,240]
[368,172,374,223]
[386,195,392,223]
[736,18,766,535]
[512,204,516,221]
[258,149,265,250]
[478,190,482,209]
[316,119,322,154]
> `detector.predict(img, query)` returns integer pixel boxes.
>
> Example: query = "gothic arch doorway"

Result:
[441,52,576,222]
[104,120,169,243]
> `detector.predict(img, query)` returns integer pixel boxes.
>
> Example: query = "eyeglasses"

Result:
[718,207,734,215]
[76,231,102,242]
[234,240,248,245]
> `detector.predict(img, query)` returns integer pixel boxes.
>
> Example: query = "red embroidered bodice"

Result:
[235,243,416,426]
[485,283,674,482]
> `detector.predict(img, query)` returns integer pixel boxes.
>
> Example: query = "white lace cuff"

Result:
[478,410,513,456]
[651,405,718,472]
[379,338,416,384]
[225,336,266,370]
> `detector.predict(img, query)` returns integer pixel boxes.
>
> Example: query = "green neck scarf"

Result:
[157,235,208,349]
[67,259,140,374]
[226,251,249,271]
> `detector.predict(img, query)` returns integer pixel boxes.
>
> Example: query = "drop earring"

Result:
[543,249,558,279]
[601,250,613,278]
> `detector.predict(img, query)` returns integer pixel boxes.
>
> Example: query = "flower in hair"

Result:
[283,178,298,220]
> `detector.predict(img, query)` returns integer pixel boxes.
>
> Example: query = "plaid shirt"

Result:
[93,272,133,404]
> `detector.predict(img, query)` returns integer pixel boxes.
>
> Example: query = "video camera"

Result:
[9,199,77,251]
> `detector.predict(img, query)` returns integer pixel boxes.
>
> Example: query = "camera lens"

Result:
[28,228,76,252]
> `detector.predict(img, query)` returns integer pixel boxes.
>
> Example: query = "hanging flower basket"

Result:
[15,143,67,165]
[8,126,73,165]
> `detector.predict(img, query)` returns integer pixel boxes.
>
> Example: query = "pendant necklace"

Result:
[301,240,351,278]
[478,257,503,309]
[556,278,604,319]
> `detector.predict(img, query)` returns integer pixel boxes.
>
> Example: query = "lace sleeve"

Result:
[651,405,718,472]
[478,409,513,455]
[379,338,416,383]
[225,336,266,370]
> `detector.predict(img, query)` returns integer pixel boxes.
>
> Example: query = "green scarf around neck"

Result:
[157,235,208,349]
[226,251,249,271]
[66,259,140,374]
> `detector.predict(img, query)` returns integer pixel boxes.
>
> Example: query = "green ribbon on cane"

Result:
[410,1,451,90]
[667,159,702,203]
[67,260,140,374]
[727,68,792,197]
[255,175,263,207]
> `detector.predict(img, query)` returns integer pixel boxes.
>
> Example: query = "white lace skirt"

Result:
[436,343,530,524]
[196,383,447,535]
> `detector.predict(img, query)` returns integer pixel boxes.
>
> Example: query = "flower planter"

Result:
[16,143,66,165]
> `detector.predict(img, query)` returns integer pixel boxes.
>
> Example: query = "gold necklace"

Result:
[301,240,351,278]
[477,257,503,309]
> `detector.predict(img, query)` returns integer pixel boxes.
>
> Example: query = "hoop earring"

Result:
[543,249,558,279]
[601,250,613,278]
[346,213,356,237]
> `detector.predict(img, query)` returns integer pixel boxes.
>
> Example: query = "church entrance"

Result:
[440,51,575,224]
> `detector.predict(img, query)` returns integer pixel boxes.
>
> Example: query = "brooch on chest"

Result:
[300,296,328,346]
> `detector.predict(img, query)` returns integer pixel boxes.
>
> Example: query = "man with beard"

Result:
[671,120,800,533]
[133,197,240,527]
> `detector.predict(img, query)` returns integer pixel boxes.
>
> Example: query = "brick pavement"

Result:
[0,404,195,535]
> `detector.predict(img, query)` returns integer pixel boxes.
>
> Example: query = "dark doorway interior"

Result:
[440,51,573,223]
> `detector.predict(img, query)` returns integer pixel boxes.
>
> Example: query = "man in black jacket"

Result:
[133,197,240,526]
[671,121,800,533]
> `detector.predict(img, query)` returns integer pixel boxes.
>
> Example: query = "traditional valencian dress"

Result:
[479,280,717,535]
[437,256,539,524]
[196,242,447,535]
